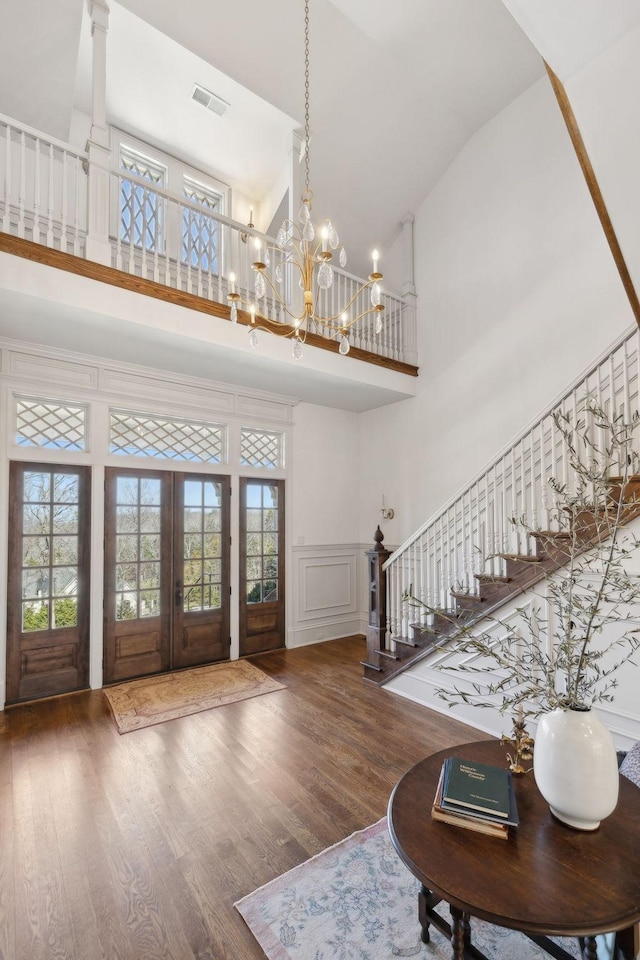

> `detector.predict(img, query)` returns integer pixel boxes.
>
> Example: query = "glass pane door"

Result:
[104,468,172,683]
[173,475,230,670]
[239,479,285,656]
[6,462,91,703]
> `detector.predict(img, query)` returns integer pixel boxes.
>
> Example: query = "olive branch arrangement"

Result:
[402,400,640,722]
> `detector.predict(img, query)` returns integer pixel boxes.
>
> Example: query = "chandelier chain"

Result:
[304,0,310,196]
[238,0,385,358]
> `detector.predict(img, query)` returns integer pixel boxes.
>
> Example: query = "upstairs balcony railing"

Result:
[383,323,640,639]
[0,113,416,366]
[0,115,87,256]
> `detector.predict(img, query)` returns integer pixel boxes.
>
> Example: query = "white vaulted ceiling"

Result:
[3,0,545,276]
[1,1,638,408]
[4,1,638,273]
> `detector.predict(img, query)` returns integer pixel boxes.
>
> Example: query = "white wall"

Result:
[362,40,640,748]
[288,402,369,647]
[291,402,360,547]
[358,74,634,547]
[565,21,640,306]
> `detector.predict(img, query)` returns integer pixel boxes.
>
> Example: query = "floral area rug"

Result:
[103,660,285,733]
[235,817,583,960]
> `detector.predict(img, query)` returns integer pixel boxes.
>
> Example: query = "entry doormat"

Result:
[103,660,285,733]
[235,817,583,960]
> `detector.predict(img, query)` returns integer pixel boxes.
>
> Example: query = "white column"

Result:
[400,212,418,365]
[85,0,112,265]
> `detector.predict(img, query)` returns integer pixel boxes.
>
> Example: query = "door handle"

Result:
[175,579,183,607]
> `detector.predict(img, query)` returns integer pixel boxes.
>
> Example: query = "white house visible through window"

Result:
[182,177,222,274]
[119,147,167,252]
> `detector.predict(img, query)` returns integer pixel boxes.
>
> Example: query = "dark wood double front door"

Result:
[103,468,230,683]
[6,465,285,700]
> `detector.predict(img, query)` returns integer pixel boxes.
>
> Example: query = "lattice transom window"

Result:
[182,178,221,273]
[16,398,87,451]
[109,411,225,463]
[119,147,166,251]
[240,428,284,469]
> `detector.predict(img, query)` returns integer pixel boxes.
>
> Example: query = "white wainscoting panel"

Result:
[290,544,368,648]
[7,349,100,390]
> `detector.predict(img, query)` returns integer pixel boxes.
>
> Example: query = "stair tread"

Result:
[377,649,400,660]
[499,553,542,562]
[393,637,419,648]
[474,574,511,583]
[450,589,485,601]
[530,530,573,538]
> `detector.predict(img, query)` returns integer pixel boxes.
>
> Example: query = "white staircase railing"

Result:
[0,114,414,365]
[384,324,640,639]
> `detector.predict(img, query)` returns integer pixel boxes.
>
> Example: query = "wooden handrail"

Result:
[0,234,420,376]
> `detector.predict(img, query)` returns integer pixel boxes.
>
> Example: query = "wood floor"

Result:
[0,635,482,960]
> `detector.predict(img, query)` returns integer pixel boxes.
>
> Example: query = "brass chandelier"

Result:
[228,0,384,359]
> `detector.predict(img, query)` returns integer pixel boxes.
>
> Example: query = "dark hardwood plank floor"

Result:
[0,636,483,960]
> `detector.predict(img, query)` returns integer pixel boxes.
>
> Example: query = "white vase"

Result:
[533,706,619,831]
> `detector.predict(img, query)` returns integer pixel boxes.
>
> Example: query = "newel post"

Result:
[364,526,391,671]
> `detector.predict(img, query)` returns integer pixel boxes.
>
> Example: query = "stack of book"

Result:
[432,756,519,840]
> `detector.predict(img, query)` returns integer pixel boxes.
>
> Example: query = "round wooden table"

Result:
[388,740,640,960]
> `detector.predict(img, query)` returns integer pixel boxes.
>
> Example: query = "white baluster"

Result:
[2,123,11,233]
[17,131,26,238]
[127,183,135,276]
[529,431,538,531]
[141,185,149,278]
[492,466,500,563]
[32,137,41,243]
[623,338,631,426]
[46,143,54,247]
[482,471,491,573]
[163,193,171,286]
[73,155,81,256]
[60,150,68,252]
[175,199,183,290]
[540,416,549,531]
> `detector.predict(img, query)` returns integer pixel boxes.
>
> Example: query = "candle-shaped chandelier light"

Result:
[227,0,384,359]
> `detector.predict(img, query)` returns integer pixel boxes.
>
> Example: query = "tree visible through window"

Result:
[21,470,80,632]
[245,482,279,604]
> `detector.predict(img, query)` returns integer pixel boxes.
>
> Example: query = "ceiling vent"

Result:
[190,84,229,118]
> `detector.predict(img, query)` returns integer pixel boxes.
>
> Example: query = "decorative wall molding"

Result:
[289,543,368,648]
[8,349,100,391]
[0,335,297,427]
